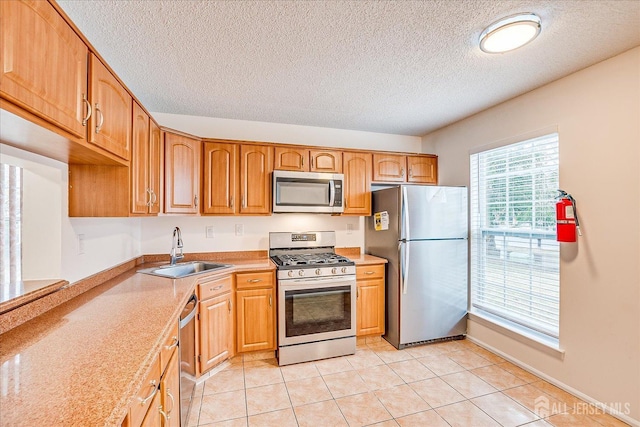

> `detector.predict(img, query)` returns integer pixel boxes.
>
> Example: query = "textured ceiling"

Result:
[56,0,640,137]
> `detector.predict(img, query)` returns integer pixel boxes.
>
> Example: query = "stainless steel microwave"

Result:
[272,170,344,213]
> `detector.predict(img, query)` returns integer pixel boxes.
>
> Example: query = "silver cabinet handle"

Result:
[310,156,314,169]
[164,336,178,350]
[247,279,262,283]
[145,188,152,207]
[151,190,157,205]
[409,167,413,177]
[242,193,246,208]
[228,299,232,312]
[230,196,234,208]
[364,271,375,275]
[94,103,104,133]
[82,94,92,126]
[166,388,175,416]
[159,405,169,426]
[301,157,304,167]
[138,380,158,405]
[401,167,405,177]
[210,285,222,292]
[269,295,272,307]
[356,287,359,298]
[194,195,198,208]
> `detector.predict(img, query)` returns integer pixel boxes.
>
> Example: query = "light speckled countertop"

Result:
[0,251,385,426]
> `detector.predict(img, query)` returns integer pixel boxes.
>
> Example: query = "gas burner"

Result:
[273,252,351,267]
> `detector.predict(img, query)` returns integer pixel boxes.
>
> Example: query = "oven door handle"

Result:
[280,276,355,287]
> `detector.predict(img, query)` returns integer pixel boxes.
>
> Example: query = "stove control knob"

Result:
[315,268,321,275]
[288,270,294,277]
[298,270,305,276]
[341,267,347,274]
[331,267,337,274]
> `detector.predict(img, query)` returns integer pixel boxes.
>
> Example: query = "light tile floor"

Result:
[187,337,629,427]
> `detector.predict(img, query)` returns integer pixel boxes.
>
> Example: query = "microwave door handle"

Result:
[329,180,336,206]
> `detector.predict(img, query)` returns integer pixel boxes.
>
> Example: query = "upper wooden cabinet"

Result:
[88,54,132,161]
[310,149,342,173]
[0,0,88,139]
[343,151,372,215]
[238,144,273,215]
[131,104,161,215]
[373,154,406,182]
[373,153,438,184]
[274,147,342,173]
[407,155,437,184]
[164,132,201,214]
[202,142,237,215]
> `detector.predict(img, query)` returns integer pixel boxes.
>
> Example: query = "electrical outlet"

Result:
[235,224,244,236]
[347,224,354,235]
[205,225,214,238]
[77,234,85,255]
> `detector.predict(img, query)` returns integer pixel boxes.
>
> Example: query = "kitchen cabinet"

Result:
[131,103,161,215]
[236,271,276,353]
[310,149,342,173]
[198,275,234,373]
[406,155,437,184]
[164,131,201,214]
[373,153,438,184]
[159,350,180,427]
[202,142,237,215]
[88,54,132,161]
[128,357,162,427]
[274,147,342,173]
[343,151,372,215]
[356,264,385,336]
[238,144,273,215]
[0,0,88,139]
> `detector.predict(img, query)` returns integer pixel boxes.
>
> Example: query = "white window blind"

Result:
[470,134,559,339]
[1,163,22,287]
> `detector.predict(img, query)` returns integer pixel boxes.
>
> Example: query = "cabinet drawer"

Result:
[236,271,274,289]
[129,356,161,427]
[159,322,179,374]
[198,275,233,300]
[356,264,385,280]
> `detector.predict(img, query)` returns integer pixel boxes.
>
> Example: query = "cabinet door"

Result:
[343,152,372,216]
[160,350,180,427]
[239,145,273,215]
[131,102,150,214]
[140,392,162,427]
[274,147,308,171]
[0,0,88,139]
[373,154,406,182]
[148,120,162,214]
[407,155,438,184]
[199,292,233,372]
[356,279,385,336]
[202,142,237,214]
[310,149,342,173]
[88,54,131,161]
[236,288,275,352]
[164,132,201,214]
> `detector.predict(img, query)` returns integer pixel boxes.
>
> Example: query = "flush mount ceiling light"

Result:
[479,13,542,53]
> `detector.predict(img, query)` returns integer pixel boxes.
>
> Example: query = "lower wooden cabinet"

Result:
[159,350,180,427]
[235,271,276,353]
[198,276,234,373]
[356,264,386,336]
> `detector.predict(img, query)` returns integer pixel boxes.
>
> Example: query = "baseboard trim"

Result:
[466,336,639,427]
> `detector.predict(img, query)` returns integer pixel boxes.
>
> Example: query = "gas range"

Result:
[269,231,357,366]
[269,232,356,280]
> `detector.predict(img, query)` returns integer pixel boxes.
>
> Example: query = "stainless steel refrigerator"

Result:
[365,185,468,349]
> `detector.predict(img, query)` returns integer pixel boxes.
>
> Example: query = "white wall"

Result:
[152,113,422,152]
[423,47,640,423]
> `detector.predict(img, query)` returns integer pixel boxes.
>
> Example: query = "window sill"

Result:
[469,311,565,359]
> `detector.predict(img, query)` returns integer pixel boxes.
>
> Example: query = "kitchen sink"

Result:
[138,261,232,279]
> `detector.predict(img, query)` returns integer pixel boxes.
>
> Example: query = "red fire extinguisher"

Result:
[556,190,581,242]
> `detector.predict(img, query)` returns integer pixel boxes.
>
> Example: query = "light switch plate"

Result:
[205,226,214,238]
[235,224,244,236]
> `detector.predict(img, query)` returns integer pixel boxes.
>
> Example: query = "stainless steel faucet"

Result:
[170,227,184,265]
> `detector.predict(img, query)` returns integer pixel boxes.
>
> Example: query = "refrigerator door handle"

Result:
[399,242,410,295]
[402,186,411,241]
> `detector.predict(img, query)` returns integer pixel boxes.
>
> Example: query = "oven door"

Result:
[278,276,356,346]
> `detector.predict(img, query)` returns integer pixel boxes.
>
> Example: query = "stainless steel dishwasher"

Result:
[179,293,198,427]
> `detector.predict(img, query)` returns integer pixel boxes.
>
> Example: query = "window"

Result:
[1,163,22,287]
[470,133,559,342]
